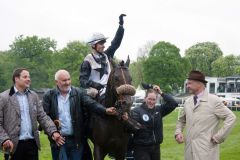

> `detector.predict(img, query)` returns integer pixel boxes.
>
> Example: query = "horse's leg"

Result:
[114,154,125,160]
[114,149,126,160]
[94,145,107,160]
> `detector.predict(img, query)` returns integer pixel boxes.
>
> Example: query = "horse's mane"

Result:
[105,69,117,108]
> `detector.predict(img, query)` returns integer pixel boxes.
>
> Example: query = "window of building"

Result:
[217,83,226,93]
[227,83,235,93]
[236,82,240,92]
[209,83,215,93]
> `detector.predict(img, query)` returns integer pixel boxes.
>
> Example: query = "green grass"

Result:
[1,111,239,160]
[161,111,240,160]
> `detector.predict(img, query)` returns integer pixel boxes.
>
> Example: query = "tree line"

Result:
[130,41,240,93]
[0,35,240,93]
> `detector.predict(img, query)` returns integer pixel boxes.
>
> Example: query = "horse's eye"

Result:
[115,77,119,81]
[129,77,132,82]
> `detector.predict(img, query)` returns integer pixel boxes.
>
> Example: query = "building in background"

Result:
[184,76,240,107]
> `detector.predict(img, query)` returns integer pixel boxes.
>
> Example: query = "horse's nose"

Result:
[126,98,133,106]
[123,99,133,109]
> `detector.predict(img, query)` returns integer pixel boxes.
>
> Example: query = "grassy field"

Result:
[160,110,240,160]
[1,111,239,160]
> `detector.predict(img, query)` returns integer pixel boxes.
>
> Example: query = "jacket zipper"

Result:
[152,114,156,143]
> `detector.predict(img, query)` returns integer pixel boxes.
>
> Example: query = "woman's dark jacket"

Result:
[42,86,106,145]
[131,93,178,146]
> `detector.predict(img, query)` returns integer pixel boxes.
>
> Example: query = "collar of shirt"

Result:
[14,86,30,95]
[196,90,204,99]
[56,87,71,95]
[194,90,205,104]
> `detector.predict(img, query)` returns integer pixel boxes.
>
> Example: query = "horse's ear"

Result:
[125,55,130,67]
[120,60,125,66]
[109,57,117,68]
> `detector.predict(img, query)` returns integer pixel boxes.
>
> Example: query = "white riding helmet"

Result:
[87,33,108,46]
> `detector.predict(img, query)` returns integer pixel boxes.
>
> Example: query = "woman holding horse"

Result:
[131,85,178,160]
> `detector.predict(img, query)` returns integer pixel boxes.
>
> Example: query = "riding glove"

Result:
[119,14,126,25]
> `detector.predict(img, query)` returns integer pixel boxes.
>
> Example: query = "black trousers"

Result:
[11,139,38,160]
[133,144,160,160]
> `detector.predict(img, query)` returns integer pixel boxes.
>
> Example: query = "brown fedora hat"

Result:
[187,70,208,84]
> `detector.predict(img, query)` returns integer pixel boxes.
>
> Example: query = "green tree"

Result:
[129,41,155,88]
[51,41,89,86]
[0,52,8,91]
[129,57,145,87]
[9,35,57,88]
[185,42,223,76]
[0,50,18,91]
[212,55,240,77]
[143,41,191,93]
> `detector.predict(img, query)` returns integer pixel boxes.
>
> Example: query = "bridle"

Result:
[113,66,132,119]
[120,67,127,84]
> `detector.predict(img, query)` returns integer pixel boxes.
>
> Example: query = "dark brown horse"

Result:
[90,58,136,160]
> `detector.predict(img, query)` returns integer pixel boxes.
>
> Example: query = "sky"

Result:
[1,0,240,61]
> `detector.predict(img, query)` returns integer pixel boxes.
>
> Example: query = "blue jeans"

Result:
[51,136,83,160]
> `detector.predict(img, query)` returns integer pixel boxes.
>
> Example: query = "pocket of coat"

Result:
[196,139,209,152]
[197,134,216,151]
[32,105,37,113]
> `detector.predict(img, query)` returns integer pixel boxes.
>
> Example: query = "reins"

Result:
[120,68,127,84]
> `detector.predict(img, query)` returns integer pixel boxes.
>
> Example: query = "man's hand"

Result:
[52,132,65,146]
[106,107,117,115]
[94,83,104,90]
[2,140,14,153]
[175,133,184,144]
[86,88,98,98]
[153,85,163,95]
[211,136,219,144]
[119,14,126,25]
[122,112,129,121]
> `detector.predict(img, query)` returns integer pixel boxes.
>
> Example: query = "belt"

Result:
[63,135,74,139]
[19,139,35,143]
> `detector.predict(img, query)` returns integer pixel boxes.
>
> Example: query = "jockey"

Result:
[79,14,126,102]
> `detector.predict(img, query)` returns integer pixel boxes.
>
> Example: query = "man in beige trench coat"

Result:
[175,70,236,160]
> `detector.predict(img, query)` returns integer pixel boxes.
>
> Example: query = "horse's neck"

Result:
[104,87,117,108]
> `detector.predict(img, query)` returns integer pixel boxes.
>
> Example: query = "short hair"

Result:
[54,69,70,80]
[145,88,157,98]
[12,68,28,83]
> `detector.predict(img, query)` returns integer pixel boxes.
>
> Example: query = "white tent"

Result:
[134,90,145,98]
[132,86,146,103]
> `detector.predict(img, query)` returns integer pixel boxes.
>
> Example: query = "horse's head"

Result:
[105,57,136,114]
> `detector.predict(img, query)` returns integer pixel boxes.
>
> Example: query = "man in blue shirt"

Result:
[43,69,117,160]
[0,68,64,160]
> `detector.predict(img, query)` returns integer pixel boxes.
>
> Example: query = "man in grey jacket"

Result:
[0,68,64,160]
